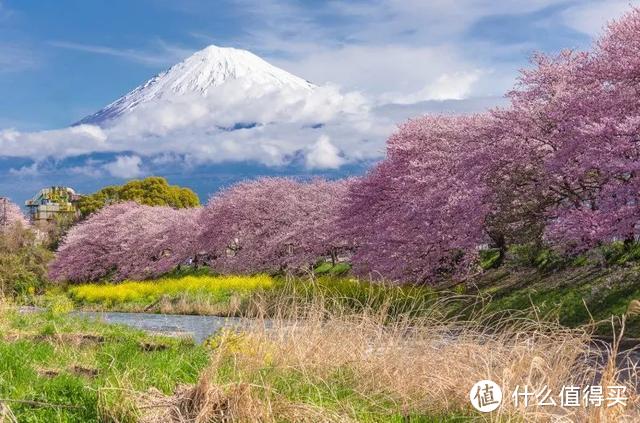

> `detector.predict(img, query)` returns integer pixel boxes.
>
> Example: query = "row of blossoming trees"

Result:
[48,8,640,284]
[48,179,350,283]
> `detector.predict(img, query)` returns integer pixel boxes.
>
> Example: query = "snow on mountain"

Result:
[2,44,386,173]
[76,45,316,126]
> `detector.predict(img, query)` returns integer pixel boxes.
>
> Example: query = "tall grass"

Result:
[135,290,640,422]
[252,275,442,320]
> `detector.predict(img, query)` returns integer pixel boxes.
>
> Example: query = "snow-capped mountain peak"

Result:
[76,44,315,126]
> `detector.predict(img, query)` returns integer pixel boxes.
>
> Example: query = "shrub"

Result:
[479,248,502,270]
[0,224,52,297]
[77,176,200,217]
[600,241,640,266]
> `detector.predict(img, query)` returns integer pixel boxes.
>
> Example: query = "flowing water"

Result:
[73,311,243,344]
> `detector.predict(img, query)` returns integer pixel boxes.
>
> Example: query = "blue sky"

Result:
[0,0,638,204]
[3,0,633,129]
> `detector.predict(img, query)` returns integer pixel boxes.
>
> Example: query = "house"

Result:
[25,186,82,222]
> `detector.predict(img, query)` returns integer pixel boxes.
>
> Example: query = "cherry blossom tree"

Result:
[49,202,200,282]
[0,198,29,229]
[339,115,506,283]
[503,7,640,252]
[198,177,351,274]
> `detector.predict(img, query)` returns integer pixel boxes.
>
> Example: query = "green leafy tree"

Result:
[77,177,200,217]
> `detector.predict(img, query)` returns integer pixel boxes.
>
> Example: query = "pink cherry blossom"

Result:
[49,202,200,282]
[0,198,29,229]
[198,177,352,274]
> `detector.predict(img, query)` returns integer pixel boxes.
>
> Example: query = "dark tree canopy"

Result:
[77,176,200,217]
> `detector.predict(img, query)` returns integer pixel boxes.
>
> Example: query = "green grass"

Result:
[0,308,209,422]
[250,275,441,321]
[313,261,351,275]
[0,307,475,421]
[446,264,640,337]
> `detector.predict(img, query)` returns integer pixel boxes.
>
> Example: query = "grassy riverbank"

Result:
[119,298,640,422]
[0,305,210,422]
[51,261,640,338]
[453,264,640,338]
[4,288,640,421]
[0,304,475,422]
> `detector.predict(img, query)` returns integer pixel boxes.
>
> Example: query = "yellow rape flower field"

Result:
[67,274,274,315]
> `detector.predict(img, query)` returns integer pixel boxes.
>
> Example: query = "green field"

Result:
[0,307,209,422]
[0,305,480,422]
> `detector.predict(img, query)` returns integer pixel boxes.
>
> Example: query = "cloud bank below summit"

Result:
[1,82,389,175]
[0,46,495,178]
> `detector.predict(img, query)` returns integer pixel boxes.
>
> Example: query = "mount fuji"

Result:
[0,44,499,206]
[30,44,383,177]
[76,45,317,126]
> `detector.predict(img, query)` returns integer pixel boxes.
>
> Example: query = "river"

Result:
[73,310,243,343]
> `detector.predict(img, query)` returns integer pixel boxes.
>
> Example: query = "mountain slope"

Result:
[76,45,316,126]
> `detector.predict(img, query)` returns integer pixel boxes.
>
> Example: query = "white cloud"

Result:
[562,1,639,36]
[103,155,143,178]
[68,159,104,178]
[47,40,194,67]
[0,124,107,157]
[388,71,483,104]
[305,135,345,169]
[271,45,490,101]
[234,0,565,102]
[95,82,386,166]
[0,43,37,73]
[9,162,39,176]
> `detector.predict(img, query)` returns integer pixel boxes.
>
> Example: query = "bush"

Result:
[77,176,200,217]
[479,248,502,270]
[46,294,75,315]
[0,224,52,297]
[600,241,640,266]
[313,261,351,275]
[508,244,566,271]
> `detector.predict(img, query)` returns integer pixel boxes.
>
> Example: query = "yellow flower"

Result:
[68,274,275,305]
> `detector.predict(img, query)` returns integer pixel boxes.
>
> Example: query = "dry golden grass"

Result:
[135,291,640,422]
[155,292,245,316]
